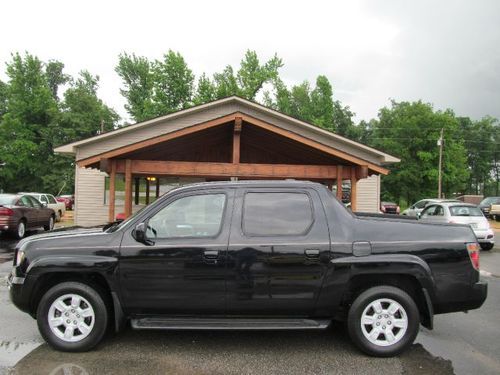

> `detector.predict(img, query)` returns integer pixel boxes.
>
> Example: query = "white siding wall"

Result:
[356,175,380,213]
[74,167,111,227]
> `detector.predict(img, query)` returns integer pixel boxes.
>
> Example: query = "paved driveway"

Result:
[0,231,499,374]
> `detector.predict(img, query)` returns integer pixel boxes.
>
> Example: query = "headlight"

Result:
[15,250,25,266]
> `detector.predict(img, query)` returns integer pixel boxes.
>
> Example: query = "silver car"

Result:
[401,199,460,217]
[419,202,495,250]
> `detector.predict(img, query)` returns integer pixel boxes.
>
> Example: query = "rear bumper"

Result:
[434,280,488,314]
[0,217,17,231]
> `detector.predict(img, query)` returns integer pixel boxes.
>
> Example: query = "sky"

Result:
[1,0,499,124]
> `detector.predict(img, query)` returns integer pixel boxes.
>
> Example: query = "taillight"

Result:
[0,207,14,216]
[466,242,480,271]
[381,206,386,213]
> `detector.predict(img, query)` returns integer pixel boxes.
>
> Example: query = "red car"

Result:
[56,194,74,210]
[0,194,55,238]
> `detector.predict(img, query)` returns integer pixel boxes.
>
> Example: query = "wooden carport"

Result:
[76,112,389,222]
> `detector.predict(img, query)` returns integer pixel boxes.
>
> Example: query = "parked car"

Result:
[401,198,459,217]
[0,193,55,238]
[478,197,500,218]
[419,202,495,250]
[490,202,500,221]
[381,201,400,214]
[19,192,66,222]
[9,181,487,356]
[56,195,74,210]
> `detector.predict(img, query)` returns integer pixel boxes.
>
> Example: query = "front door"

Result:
[119,189,233,315]
[226,187,331,316]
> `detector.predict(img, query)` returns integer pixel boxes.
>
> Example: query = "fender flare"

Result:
[331,254,435,328]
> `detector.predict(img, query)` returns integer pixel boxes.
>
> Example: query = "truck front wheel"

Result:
[36,281,108,352]
[347,285,420,357]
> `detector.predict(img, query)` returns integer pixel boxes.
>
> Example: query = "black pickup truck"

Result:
[8,181,487,356]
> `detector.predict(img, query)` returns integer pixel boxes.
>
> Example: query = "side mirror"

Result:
[134,222,147,242]
[133,222,152,245]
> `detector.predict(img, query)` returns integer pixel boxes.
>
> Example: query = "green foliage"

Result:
[366,101,469,203]
[117,50,283,122]
[0,53,119,195]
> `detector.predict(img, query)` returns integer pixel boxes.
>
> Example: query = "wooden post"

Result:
[327,180,333,191]
[336,165,343,200]
[145,178,150,205]
[156,178,160,199]
[134,178,140,205]
[351,167,358,212]
[124,159,132,218]
[108,160,116,223]
[232,117,242,164]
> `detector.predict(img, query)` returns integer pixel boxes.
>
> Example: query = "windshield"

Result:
[480,197,499,206]
[449,206,483,217]
[0,195,16,205]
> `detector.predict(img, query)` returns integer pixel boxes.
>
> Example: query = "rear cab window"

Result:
[450,206,483,217]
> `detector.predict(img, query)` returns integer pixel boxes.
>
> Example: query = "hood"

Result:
[17,227,103,249]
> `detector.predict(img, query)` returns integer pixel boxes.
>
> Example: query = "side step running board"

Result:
[131,317,331,330]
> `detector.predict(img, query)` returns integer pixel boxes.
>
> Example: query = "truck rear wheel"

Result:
[347,286,420,357]
[36,281,108,352]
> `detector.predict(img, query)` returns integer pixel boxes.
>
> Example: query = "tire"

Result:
[15,220,26,239]
[495,215,500,222]
[347,286,420,357]
[480,243,494,251]
[44,215,55,231]
[36,282,108,352]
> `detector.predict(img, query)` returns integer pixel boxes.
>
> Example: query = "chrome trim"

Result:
[11,276,25,285]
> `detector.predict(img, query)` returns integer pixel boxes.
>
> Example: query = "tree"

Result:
[0,53,58,193]
[117,50,283,122]
[115,53,155,122]
[0,53,119,195]
[45,60,70,101]
[367,101,469,204]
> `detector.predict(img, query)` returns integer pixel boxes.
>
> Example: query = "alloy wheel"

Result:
[47,294,95,343]
[360,298,408,347]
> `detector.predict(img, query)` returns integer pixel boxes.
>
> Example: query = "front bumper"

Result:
[7,269,31,314]
[475,229,495,244]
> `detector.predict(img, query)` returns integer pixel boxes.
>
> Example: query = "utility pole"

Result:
[437,128,444,199]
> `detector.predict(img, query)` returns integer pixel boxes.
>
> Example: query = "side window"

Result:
[40,195,48,203]
[47,195,57,204]
[243,192,313,236]
[147,193,226,238]
[414,200,427,209]
[20,196,33,207]
[27,196,42,208]
[434,205,444,216]
[421,205,436,217]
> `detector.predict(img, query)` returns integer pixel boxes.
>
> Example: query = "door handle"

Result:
[203,250,219,259]
[305,249,320,257]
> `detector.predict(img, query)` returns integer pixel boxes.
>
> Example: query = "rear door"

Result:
[19,195,38,228]
[226,187,331,316]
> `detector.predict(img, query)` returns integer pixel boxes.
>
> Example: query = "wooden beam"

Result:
[76,113,239,167]
[232,116,242,164]
[124,159,132,218]
[336,165,343,200]
[145,177,150,205]
[238,113,389,175]
[108,160,116,223]
[155,178,160,198]
[350,166,358,212]
[115,160,340,179]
